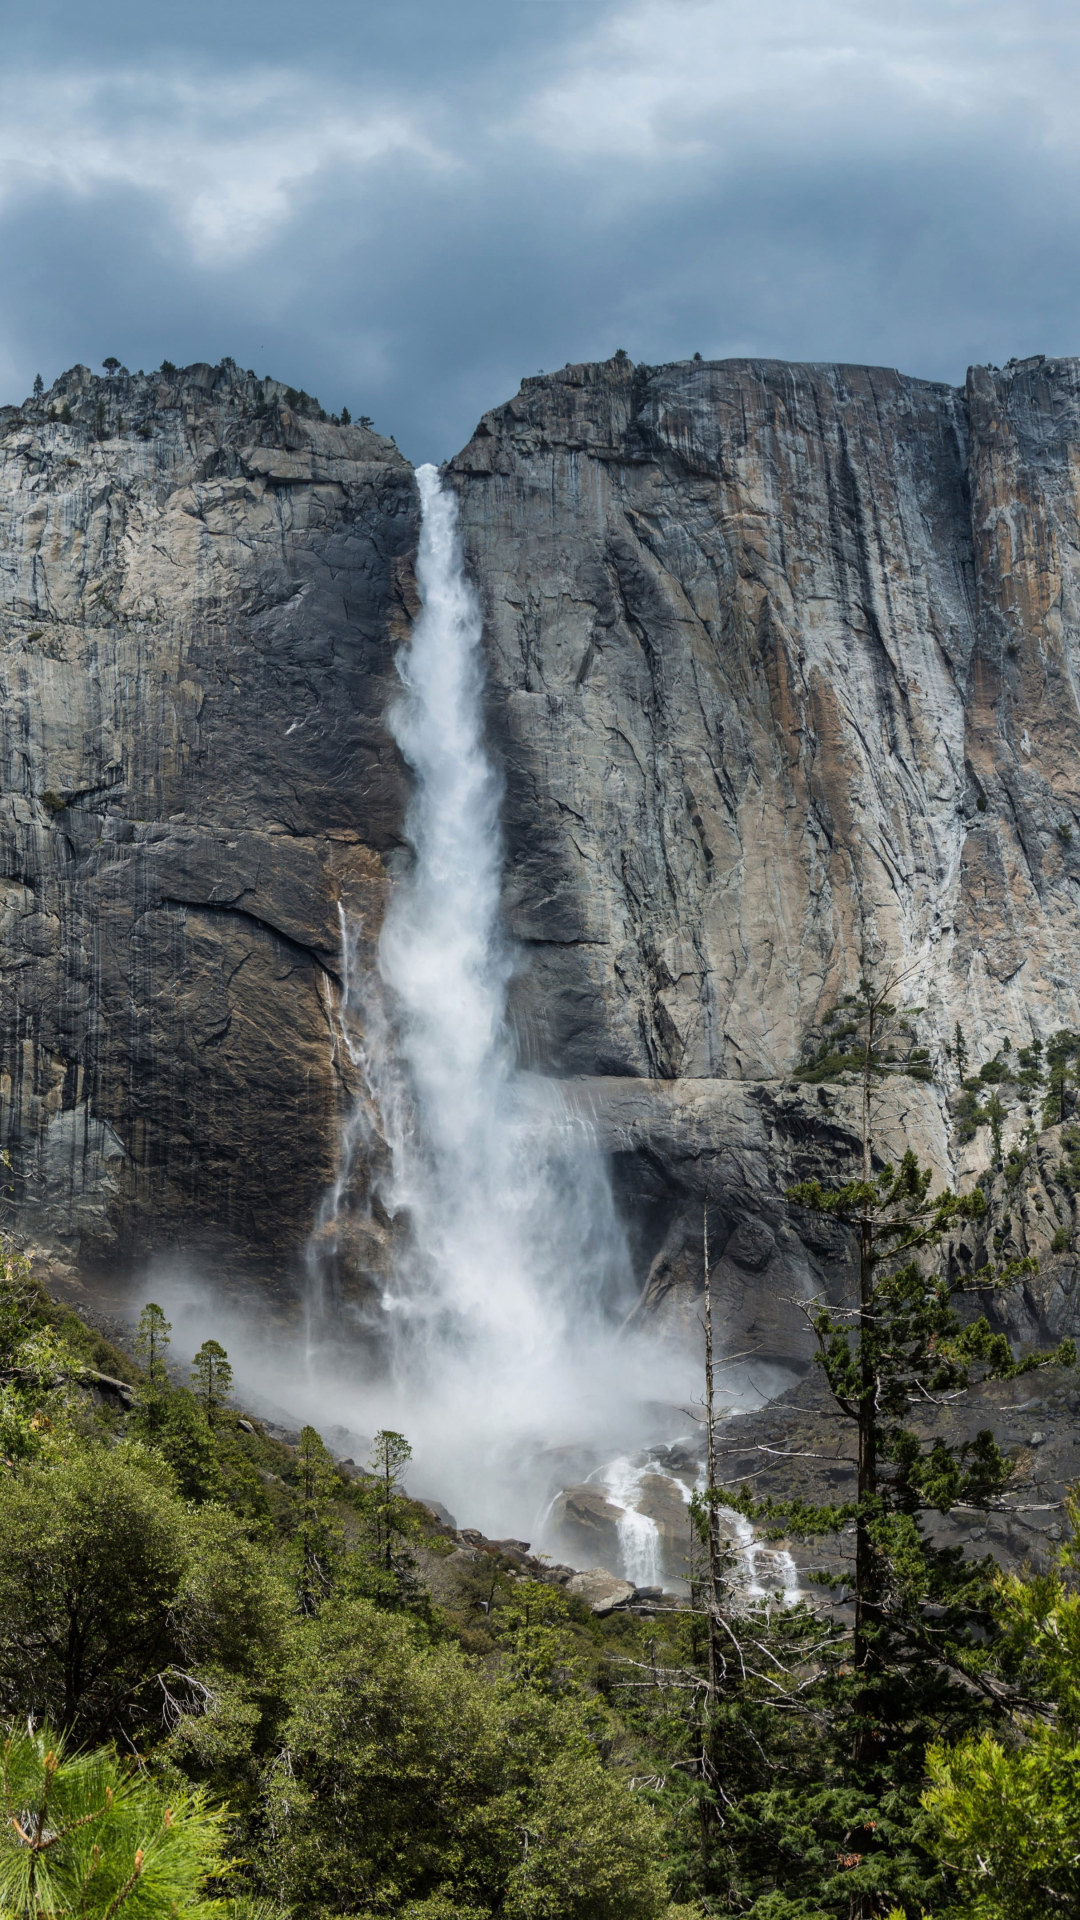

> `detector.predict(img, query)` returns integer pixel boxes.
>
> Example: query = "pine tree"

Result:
[190,1340,232,1423]
[0,1723,224,1920]
[134,1301,171,1388]
[1043,1031,1080,1126]
[954,1020,969,1081]
[713,968,1076,1913]
[293,1425,342,1615]
[366,1429,412,1574]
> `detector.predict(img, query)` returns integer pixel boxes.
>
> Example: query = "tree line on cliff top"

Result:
[0,972,1079,1916]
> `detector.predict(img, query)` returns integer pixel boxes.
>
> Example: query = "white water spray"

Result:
[602,1457,663,1588]
[315,465,693,1536]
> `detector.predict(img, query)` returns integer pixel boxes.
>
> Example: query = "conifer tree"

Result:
[134,1301,171,1387]
[954,1021,968,1081]
[293,1425,342,1615]
[366,1429,412,1574]
[0,1723,224,1920]
[190,1340,232,1424]
[764,977,1070,1690]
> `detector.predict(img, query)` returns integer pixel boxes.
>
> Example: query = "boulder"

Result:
[566,1568,636,1614]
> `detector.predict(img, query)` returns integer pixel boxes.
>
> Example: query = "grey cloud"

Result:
[0,0,1078,460]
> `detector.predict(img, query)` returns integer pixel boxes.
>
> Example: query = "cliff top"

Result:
[0,357,407,468]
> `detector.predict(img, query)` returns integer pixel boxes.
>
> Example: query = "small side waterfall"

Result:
[602,1457,663,1589]
[311,465,694,1538]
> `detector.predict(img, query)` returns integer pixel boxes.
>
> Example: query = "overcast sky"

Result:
[0,0,1075,461]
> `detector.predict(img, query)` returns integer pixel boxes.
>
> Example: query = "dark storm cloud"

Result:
[0,0,1077,460]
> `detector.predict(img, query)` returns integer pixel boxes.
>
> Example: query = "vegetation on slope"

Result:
[4,978,1080,1916]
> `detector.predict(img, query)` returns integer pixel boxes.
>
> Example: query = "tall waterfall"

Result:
[331,465,690,1537]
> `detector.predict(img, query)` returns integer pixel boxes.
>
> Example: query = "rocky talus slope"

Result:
[0,361,416,1286]
[3,353,1080,1369]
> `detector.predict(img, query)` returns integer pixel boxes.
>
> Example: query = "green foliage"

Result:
[1043,1030,1080,1127]
[361,1428,416,1578]
[954,1022,969,1080]
[135,1301,171,1387]
[922,1501,1080,1917]
[291,1424,343,1615]
[492,1579,581,1696]
[7,1068,1080,1920]
[0,1723,225,1920]
[795,986,932,1086]
[191,1340,233,1422]
[260,1596,670,1920]
[340,405,351,424]
[160,360,177,375]
[137,1386,226,1501]
[688,970,1080,1912]
[0,1444,188,1737]
[0,1443,282,1743]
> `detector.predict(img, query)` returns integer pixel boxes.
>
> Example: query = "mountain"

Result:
[2,350,1079,1358]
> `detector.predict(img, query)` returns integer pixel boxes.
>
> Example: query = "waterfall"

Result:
[317,464,692,1538]
[602,1457,663,1588]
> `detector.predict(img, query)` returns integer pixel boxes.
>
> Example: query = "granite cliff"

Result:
[0,360,416,1285]
[448,351,1080,1357]
[3,351,1080,1360]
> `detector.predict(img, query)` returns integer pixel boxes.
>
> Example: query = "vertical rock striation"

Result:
[448,353,1080,1346]
[0,360,417,1281]
[450,353,1080,1082]
[5,347,1080,1352]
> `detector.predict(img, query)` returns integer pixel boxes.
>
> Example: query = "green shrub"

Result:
[0,1444,282,1742]
[262,1596,671,1920]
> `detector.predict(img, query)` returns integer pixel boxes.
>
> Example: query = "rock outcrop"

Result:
[0,360,416,1283]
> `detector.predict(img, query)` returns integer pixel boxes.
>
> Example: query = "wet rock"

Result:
[547,1484,623,1569]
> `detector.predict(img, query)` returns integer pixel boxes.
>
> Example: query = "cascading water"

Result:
[602,1458,663,1589]
[308,464,694,1539]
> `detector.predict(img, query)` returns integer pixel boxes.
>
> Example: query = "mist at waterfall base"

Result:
[127,469,722,1561]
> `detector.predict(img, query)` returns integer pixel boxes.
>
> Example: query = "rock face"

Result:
[448,352,1080,1343]
[6,349,1080,1350]
[0,360,417,1283]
